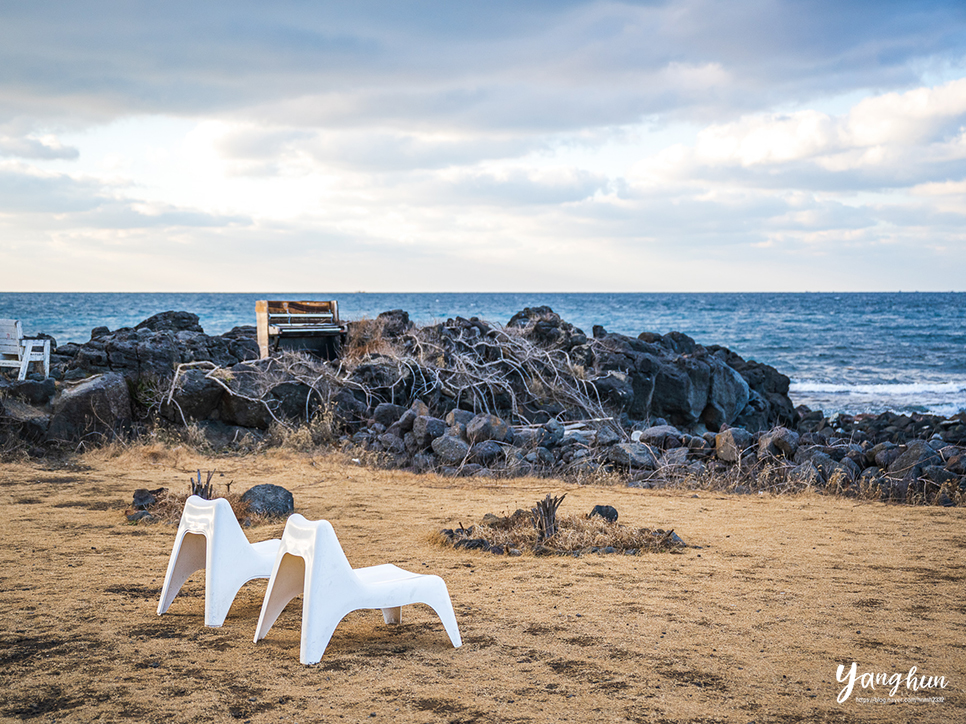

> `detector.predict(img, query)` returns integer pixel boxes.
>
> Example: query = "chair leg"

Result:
[300,608,348,665]
[299,609,348,665]
[204,565,252,627]
[381,606,402,624]
[423,579,462,648]
[158,533,206,615]
[254,553,306,643]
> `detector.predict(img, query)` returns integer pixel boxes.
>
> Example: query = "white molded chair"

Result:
[157,495,282,627]
[254,514,462,664]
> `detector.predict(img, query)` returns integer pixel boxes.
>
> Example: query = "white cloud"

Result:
[693,111,838,166]
[847,78,966,146]
[633,78,966,190]
[912,179,966,197]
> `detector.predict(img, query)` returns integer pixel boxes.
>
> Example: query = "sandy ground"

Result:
[0,445,964,724]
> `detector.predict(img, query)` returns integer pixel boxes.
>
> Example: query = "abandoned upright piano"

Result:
[255,300,348,360]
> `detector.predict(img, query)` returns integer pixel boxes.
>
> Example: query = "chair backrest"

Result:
[0,319,23,359]
[282,514,357,587]
[180,495,253,553]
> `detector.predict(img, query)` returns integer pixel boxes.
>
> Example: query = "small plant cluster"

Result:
[125,470,250,525]
[188,469,236,498]
[436,494,686,557]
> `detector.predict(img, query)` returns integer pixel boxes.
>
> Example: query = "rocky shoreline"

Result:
[1,307,963,506]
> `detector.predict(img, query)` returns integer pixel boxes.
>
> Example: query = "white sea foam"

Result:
[792,381,966,395]
[790,379,966,416]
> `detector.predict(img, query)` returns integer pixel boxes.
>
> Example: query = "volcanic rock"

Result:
[240,484,294,518]
[47,372,132,443]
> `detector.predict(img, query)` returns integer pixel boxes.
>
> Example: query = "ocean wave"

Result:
[790,379,966,416]
[791,381,966,395]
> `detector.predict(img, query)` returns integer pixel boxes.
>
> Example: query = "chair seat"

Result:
[252,538,283,559]
[355,563,421,584]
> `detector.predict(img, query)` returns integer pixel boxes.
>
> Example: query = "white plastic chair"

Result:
[254,514,462,664]
[157,495,282,627]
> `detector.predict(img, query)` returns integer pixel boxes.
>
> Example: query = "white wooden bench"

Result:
[0,319,50,380]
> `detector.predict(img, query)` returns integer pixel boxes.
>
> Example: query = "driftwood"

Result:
[531,493,566,542]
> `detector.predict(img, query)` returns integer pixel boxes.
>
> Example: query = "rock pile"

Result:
[1,307,963,506]
[349,400,965,505]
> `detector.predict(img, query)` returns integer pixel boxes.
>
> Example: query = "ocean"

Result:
[2,292,964,418]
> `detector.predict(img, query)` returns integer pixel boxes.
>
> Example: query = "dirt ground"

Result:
[1,446,964,724]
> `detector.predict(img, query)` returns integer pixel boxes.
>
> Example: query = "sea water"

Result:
[2,292,964,417]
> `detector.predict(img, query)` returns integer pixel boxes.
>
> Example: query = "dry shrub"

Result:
[163,354,330,435]
[180,422,211,451]
[269,423,315,452]
[124,421,213,455]
[0,391,29,462]
[401,322,612,423]
[304,404,339,445]
[488,514,681,553]
[0,434,28,463]
[444,512,684,555]
[939,482,965,506]
[342,317,399,360]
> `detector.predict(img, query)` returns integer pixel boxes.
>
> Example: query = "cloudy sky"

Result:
[2,0,965,292]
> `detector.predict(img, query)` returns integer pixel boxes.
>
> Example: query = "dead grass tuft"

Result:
[264,408,339,452]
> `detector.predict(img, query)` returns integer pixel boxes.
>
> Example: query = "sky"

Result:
[1,0,965,292]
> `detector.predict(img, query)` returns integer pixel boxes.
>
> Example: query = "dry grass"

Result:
[83,439,195,469]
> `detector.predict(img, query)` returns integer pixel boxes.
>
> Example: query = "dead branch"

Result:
[531,493,566,542]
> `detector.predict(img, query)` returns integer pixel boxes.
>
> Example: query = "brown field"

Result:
[1,446,964,723]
